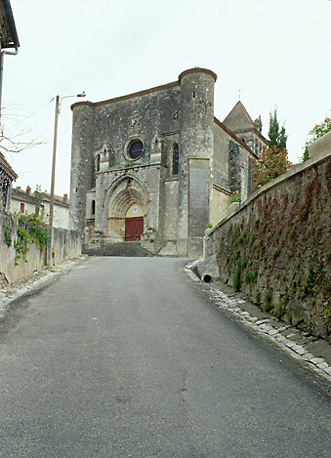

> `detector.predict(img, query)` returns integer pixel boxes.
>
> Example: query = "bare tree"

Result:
[0,105,44,154]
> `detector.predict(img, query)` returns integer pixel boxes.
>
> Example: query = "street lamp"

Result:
[48,92,86,264]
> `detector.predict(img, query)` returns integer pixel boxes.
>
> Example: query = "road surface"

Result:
[0,257,330,457]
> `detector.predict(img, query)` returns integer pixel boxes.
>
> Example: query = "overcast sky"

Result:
[3,0,331,196]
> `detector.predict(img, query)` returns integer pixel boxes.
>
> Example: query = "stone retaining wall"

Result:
[0,215,81,283]
[204,143,331,339]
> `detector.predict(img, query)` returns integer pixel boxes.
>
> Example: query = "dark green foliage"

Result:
[241,257,247,269]
[288,229,296,239]
[268,108,287,150]
[14,213,49,264]
[264,288,273,311]
[4,227,12,246]
[255,291,261,306]
[245,270,258,284]
[305,267,317,293]
[33,184,44,215]
[14,226,31,263]
[233,264,241,292]
[302,144,311,162]
[274,304,286,319]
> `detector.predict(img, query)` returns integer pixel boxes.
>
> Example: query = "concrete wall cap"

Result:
[309,130,331,157]
[207,148,331,236]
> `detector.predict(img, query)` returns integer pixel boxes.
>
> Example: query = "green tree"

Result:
[268,108,287,150]
[301,144,311,162]
[33,184,44,216]
[252,145,292,191]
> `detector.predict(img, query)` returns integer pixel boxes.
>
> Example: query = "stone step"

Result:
[82,241,153,257]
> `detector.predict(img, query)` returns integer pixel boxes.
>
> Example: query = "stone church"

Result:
[69,68,267,257]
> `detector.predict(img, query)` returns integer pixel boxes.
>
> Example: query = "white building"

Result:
[11,186,70,229]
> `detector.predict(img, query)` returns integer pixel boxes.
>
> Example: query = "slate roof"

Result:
[223,101,256,132]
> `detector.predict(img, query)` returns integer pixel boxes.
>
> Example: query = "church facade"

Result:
[69,68,267,257]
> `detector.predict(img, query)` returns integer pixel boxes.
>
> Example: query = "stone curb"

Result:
[212,288,331,383]
[184,266,331,385]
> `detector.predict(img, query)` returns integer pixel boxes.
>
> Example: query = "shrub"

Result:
[252,145,292,191]
[228,192,241,205]
[14,213,49,264]
[308,116,331,143]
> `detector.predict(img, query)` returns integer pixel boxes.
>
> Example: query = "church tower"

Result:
[69,102,96,233]
[68,68,258,257]
[177,68,217,257]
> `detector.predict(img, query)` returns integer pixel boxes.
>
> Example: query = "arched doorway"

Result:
[105,176,147,242]
[125,203,144,241]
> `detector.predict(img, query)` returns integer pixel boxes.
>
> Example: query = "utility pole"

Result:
[47,92,85,265]
[47,96,60,264]
[48,95,60,232]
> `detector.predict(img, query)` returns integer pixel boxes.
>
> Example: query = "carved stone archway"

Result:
[104,176,147,241]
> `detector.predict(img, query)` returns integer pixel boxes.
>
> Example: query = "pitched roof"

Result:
[12,186,69,208]
[223,101,256,132]
[0,0,20,48]
[0,151,18,179]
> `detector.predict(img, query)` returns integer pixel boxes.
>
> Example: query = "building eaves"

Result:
[12,188,36,205]
[0,0,20,49]
[43,192,69,208]
[12,188,69,208]
[0,151,18,179]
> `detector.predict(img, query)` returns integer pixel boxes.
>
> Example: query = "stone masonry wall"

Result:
[51,228,82,266]
[0,214,81,283]
[205,148,331,339]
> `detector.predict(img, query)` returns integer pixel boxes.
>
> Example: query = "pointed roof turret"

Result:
[223,101,256,132]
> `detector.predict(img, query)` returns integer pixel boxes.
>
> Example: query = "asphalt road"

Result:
[0,257,330,458]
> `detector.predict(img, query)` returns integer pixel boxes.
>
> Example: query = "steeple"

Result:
[223,101,255,132]
[223,101,267,157]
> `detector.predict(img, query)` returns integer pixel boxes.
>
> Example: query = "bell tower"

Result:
[177,68,217,256]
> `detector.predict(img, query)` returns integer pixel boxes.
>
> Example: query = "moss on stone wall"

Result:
[212,158,331,339]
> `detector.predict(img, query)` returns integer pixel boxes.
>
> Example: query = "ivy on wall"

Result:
[216,160,331,338]
[3,212,49,265]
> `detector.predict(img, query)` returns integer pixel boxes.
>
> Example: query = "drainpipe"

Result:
[0,47,19,123]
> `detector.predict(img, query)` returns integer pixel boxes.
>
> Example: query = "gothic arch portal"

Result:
[104,175,148,241]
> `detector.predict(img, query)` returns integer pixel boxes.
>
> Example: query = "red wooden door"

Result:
[125,217,144,241]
